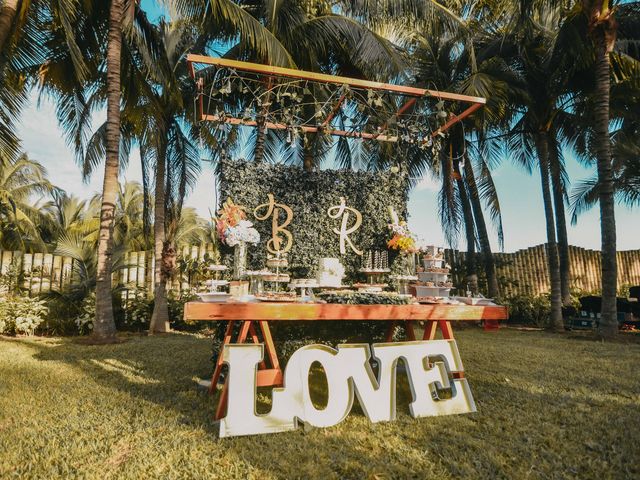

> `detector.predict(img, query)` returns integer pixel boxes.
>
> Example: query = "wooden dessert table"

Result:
[183,302,508,419]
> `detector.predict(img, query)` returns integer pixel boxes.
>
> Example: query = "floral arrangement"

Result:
[215,198,260,247]
[387,207,417,253]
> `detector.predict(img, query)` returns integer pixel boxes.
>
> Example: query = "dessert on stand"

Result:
[411,246,454,300]
[245,270,272,296]
[289,279,319,302]
[355,250,390,292]
[197,264,231,302]
[254,254,296,302]
[264,254,291,291]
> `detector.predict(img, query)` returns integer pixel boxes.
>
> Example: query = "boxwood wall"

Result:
[219,159,410,281]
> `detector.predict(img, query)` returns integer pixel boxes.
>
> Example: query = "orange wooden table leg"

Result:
[249,322,267,370]
[438,320,454,339]
[214,320,286,420]
[215,381,229,420]
[483,320,500,331]
[259,321,282,380]
[237,320,251,343]
[210,320,235,394]
[384,321,397,342]
[404,320,417,340]
[422,320,438,340]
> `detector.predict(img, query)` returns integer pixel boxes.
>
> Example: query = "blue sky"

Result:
[15,1,639,253]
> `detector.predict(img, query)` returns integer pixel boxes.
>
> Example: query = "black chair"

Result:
[629,286,640,301]
[579,296,601,315]
[617,298,632,314]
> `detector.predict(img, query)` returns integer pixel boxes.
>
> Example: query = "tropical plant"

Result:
[570,135,640,220]
[219,0,407,169]
[112,18,205,333]
[0,293,48,335]
[0,0,87,159]
[0,153,52,250]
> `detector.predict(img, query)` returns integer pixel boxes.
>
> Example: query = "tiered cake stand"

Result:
[198,265,231,302]
[354,268,390,293]
[413,254,452,297]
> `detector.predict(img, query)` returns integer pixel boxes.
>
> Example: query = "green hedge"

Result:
[218,159,410,280]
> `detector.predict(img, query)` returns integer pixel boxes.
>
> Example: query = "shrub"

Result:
[500,294,551,327]
[120,288,153,331]
[0,294,48,336]
[168,289,200,330]
[44,296,84,335]
[73,292,96,335]
[0,258,24,296]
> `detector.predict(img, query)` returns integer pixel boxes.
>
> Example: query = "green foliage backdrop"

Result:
[219,159,410,280]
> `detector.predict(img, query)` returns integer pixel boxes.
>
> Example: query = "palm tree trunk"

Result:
[303,132,318,172]
[455,160,477,294]
[93,0,123,342]
[254,87,272,163]
[0,0,20,54]
[593,29,617,338]
[463,157,499,298]
[547,131,571,305]
[150,152,170,333]
[534,133,563,331]
[254,112,267,162]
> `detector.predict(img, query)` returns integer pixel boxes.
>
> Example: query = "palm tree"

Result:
[559,0,640,336]
[170,206,209,248]
[37,0,141,341]
[41,190,94,246]
[0,0,20,52]
[406,17,514,298]
[88,0,125,342]
[582,0,619,338]
[0,0,90,160]
[52,230,126,303]
[486,2,576,330]
[102,17,207,333]
[0,152,52,250]
[114,181,148,251]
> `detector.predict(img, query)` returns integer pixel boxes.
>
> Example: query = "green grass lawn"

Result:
[1,328,639,479]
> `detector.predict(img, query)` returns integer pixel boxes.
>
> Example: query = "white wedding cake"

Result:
[317,258,345,288]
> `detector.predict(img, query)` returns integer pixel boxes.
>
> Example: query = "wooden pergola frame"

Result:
[187,54,486,142]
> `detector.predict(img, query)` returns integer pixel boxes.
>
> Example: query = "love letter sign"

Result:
[219,340,476,438]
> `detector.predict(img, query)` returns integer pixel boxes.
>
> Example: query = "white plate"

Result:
[197,292,231,303]
[414,286,451,297]
[453,296,495,306]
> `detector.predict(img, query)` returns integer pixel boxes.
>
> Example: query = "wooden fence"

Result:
[0,244,217,296]
[2,244,639,297]
[445,244,640,297]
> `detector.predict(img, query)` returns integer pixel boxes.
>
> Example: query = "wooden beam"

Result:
[431,102,484,138]
[187,54,486,105]
[373,97,418,139]
[321,94,347,128]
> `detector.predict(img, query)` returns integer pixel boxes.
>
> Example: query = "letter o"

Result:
[285,345,354,428]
